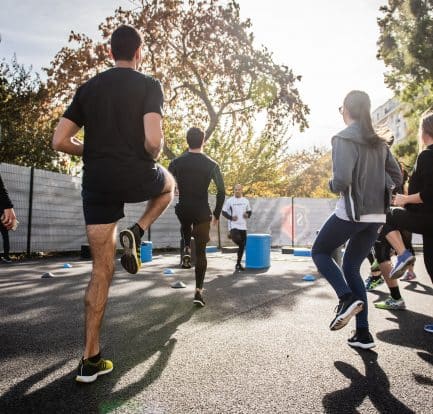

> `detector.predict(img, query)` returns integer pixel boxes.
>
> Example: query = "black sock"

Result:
[131,223,144,238]
[87,352,101,363]
[371,275,382,281]
[356,327,369,337]
[339,292,352,302]
[390,286,402,300]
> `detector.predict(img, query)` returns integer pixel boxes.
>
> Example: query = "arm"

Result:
[143,113,163,160]
[394,151,433,207]
[52,118,83,156]
[385,147,403,189]
[143,78,164,160]
[328,137,357,193]
[211,165,225,219]
[243,200,252,218]
[0,174,17,230]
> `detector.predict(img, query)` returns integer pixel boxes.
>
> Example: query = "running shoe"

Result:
[370,259,380,273]
[424,324,433,333]
[390,250,415,279]
[181,251,192,269]
[193,291,205,307]
[347,331,376,349]
[329,294,364,331]
[365,276,384,291]
[401,269,417,282]
[119,226,142,274]
[235,263,245,272]
[75,356,113,383]
[1,256,12,263]
[374,296,406,310]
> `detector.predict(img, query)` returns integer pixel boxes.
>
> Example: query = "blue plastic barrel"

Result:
[245,234,271,269]
[140,241,153,263]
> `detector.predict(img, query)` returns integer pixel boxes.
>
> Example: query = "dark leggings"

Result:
[383,208,433,282]
[0,222,10,257]
[312,214,381,330]
[230,229,247,264]
[179,220,210,290]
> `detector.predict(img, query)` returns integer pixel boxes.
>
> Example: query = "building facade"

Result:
[372,97,407,143]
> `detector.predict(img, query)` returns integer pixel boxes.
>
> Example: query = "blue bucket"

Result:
[245,234,271,269]
[140,241,153,262]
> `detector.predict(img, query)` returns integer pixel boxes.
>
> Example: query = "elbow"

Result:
[52,135,62,151]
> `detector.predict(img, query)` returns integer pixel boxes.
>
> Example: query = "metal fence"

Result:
[0,162,421,254]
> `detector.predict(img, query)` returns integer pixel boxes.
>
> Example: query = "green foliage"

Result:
[377,0,433,169]
[0,55,64,171]
[45,0,309,194]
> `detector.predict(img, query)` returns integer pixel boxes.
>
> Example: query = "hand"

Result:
[1,208,17,230]
[232,215,238,221]
[212,215,219,227]
[392,194,407,207]
[243,212,249,219]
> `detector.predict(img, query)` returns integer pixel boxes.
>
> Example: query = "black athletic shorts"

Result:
[374,228,414,264]
[82,164,166,225]
[175,203,212,243]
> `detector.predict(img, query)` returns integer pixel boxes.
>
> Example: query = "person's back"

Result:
[65,67,163,197]
[170,151,222,207]
[331,122,402,221]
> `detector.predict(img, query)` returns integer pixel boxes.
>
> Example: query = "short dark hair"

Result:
[111,25,142,61]
[186,127,205,149]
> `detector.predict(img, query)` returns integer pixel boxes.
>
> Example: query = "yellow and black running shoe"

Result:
[120,226,142,274]
[75,356,113,383]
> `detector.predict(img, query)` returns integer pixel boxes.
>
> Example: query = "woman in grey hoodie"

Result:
[311,90,402,349]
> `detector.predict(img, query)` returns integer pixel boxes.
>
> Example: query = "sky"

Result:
[0,0,392,152]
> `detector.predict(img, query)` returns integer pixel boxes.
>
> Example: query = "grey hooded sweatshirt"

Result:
[329,122,402,222]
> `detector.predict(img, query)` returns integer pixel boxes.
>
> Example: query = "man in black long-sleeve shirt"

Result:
[168,127,225,306]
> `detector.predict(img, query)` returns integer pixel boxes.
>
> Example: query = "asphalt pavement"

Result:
[0,250,432,413]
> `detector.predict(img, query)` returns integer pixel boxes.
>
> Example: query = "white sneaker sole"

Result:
[75,366,113,383]
[330,300,364,331]
[348,341,376,349]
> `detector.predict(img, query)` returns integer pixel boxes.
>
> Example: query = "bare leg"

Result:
[136,167,175,231]
[84,222,117,359]
[384,230,406,255]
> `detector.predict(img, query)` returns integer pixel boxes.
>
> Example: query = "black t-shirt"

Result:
[63,67,163,194]
[168,152,225,218]
[407,144,433,213]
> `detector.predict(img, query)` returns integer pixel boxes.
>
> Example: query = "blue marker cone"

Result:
[63,263,72,269]
[303,274,316,282]
[163,268,175,275]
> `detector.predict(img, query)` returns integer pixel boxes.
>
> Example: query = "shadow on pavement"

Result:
[322,349,415,413]
[0,257,315,413]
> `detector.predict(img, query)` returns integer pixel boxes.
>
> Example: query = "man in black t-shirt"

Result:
[168,128,225,307]
[52,25,174,383]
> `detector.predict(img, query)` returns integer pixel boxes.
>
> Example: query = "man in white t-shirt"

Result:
[221,184,252,271]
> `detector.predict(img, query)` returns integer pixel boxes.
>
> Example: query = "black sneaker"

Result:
[347,331,376,349]
[193,291,205,307]
[329,294,364,331]
[75,356,113,383]
[181,251,192,269]
[235,263,245,272]
[119,226,142,274]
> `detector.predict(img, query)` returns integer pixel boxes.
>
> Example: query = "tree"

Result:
[377,1,433,167]
[45,0,309,180]
[0,55,66,171]
[280,148,333,198]
[377,0,433,98]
